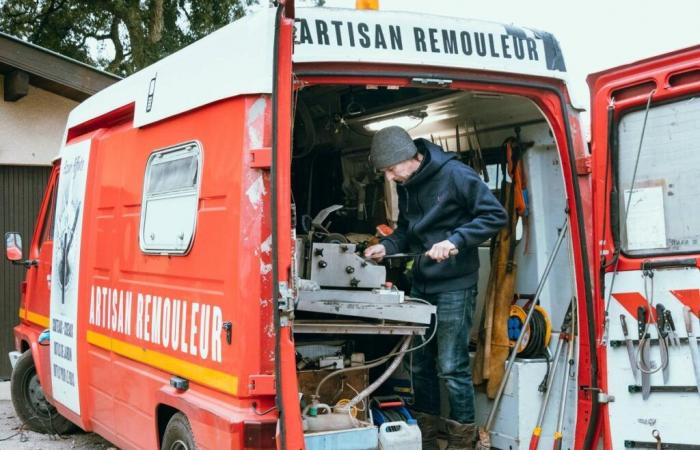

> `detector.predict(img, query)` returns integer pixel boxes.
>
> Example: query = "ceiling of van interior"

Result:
[295,85,543,144]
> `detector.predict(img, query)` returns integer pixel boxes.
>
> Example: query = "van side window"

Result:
[140,142,202,255]
[40,184,58,249]
[617,97,700,255]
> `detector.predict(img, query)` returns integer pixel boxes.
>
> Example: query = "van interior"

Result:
[289,82,578,448]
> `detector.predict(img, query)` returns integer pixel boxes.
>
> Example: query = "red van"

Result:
[5,3,699,449]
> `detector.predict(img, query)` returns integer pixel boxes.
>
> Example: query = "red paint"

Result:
[670,289,700,316]
[611,292,657,322]
[588,45,700,450]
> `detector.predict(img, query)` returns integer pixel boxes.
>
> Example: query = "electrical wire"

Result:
[515,307,549,359]
[314,338,405,398]
[601,89,656,345]
[362,303,438,365]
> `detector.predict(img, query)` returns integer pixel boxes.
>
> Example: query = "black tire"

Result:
[10,350,77,434]
[161,412,197,450]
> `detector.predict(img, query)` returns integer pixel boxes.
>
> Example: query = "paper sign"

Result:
[623,186,667,251]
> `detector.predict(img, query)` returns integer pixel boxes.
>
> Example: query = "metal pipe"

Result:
[553,317,576,450]
[528,335,565,450]
[484,216,570,432]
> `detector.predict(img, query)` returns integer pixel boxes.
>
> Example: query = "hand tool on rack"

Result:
[628,384,698,393]
[653,430,661,450]
[655,304,670,383]
[552,305,576,450]
[620,314,641,385]
[664,309,681,347]
[637,306,652,400]
[685,306,700,397]
[528,305,572,450]
[477,217,569,450]
[624,428,700,449]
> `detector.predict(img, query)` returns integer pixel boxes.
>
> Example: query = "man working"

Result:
[364,126,507,450]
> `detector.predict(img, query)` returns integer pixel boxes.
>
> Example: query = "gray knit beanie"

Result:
[369,126,418,170]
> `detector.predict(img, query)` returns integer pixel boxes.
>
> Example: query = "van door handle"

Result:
[223,321,232,345]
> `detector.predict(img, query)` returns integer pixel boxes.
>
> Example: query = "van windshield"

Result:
[617,96,700,255]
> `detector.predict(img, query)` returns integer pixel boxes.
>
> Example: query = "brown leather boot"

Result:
[411,411,440,450]
[444,418,476,450]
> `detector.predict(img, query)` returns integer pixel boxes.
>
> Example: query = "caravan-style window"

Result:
[140,142,202,255]
[617,97,700,255]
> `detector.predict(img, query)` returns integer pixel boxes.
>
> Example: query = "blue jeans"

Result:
[408,285,477,424]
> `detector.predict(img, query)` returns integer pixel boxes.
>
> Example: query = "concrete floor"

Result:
[0,381,116,449]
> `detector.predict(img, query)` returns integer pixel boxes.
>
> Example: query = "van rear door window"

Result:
[617,97,700,255]
[140,142,202,255]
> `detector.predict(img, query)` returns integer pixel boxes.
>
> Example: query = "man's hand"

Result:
[364,244,386,261]
[426,240,457,262]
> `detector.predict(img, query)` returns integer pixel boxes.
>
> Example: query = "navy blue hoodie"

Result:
[380,139,507,294]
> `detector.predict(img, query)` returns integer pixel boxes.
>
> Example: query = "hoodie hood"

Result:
[402,138,457,187]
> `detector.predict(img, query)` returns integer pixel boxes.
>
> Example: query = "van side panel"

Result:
[72,95,275,449]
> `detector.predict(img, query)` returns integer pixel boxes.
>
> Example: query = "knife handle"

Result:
[656,304,667,338]
[637,306,647,339]
[665,309,677,332]
[620,314,630,338]
[683,306,693,335]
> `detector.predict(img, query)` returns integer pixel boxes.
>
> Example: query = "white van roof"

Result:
[66,7,568,130]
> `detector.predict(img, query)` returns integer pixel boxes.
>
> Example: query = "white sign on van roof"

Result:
[293,8,567,80]
[65,7,569,134]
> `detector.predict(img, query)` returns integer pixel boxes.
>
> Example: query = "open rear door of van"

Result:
[272,2,306,449]
[588,46,700,450]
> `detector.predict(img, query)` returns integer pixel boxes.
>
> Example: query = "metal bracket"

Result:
[411,77,452,87]
[278,281,294,327]
[579,386,615,403]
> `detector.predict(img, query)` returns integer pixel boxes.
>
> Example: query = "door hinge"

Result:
[278,281,294,327]
[411,77,452,87]
[248,374,276,395]
[250,147,272,169]
[575,155,591,175]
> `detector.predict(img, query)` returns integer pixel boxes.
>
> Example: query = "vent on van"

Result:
[668,69,700,88]
[611,80,657,103]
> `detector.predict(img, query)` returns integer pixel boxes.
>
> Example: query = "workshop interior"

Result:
[289,83,578,449]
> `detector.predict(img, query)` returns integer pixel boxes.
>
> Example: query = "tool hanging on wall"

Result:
[624,427,700,449]
[477,216,570,450]
[508,303,551,358]
[620,314,642,385]
[473,183,518,393]
[467,120,489,182]
[528,303,573,450]
[683,306,700,396]
[655,303,670,383]
[664,309,681,347]
[552,303,576,450]
[637,306,652,399]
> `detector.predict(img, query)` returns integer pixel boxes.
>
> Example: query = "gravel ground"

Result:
[0,381,117,450]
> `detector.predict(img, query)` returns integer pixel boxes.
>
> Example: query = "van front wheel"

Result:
[10,350,77,434]
[162,412,197,450]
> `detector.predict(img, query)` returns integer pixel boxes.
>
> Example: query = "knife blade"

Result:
[638,306,651,400]
[656,304,670,384]
[620,314,641,385]
[665,309,681,347]
[684,307,700,397]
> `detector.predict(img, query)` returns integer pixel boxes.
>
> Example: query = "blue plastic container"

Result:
[304,426,378,450]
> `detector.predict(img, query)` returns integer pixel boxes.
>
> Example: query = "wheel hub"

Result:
[27,373,53,415]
